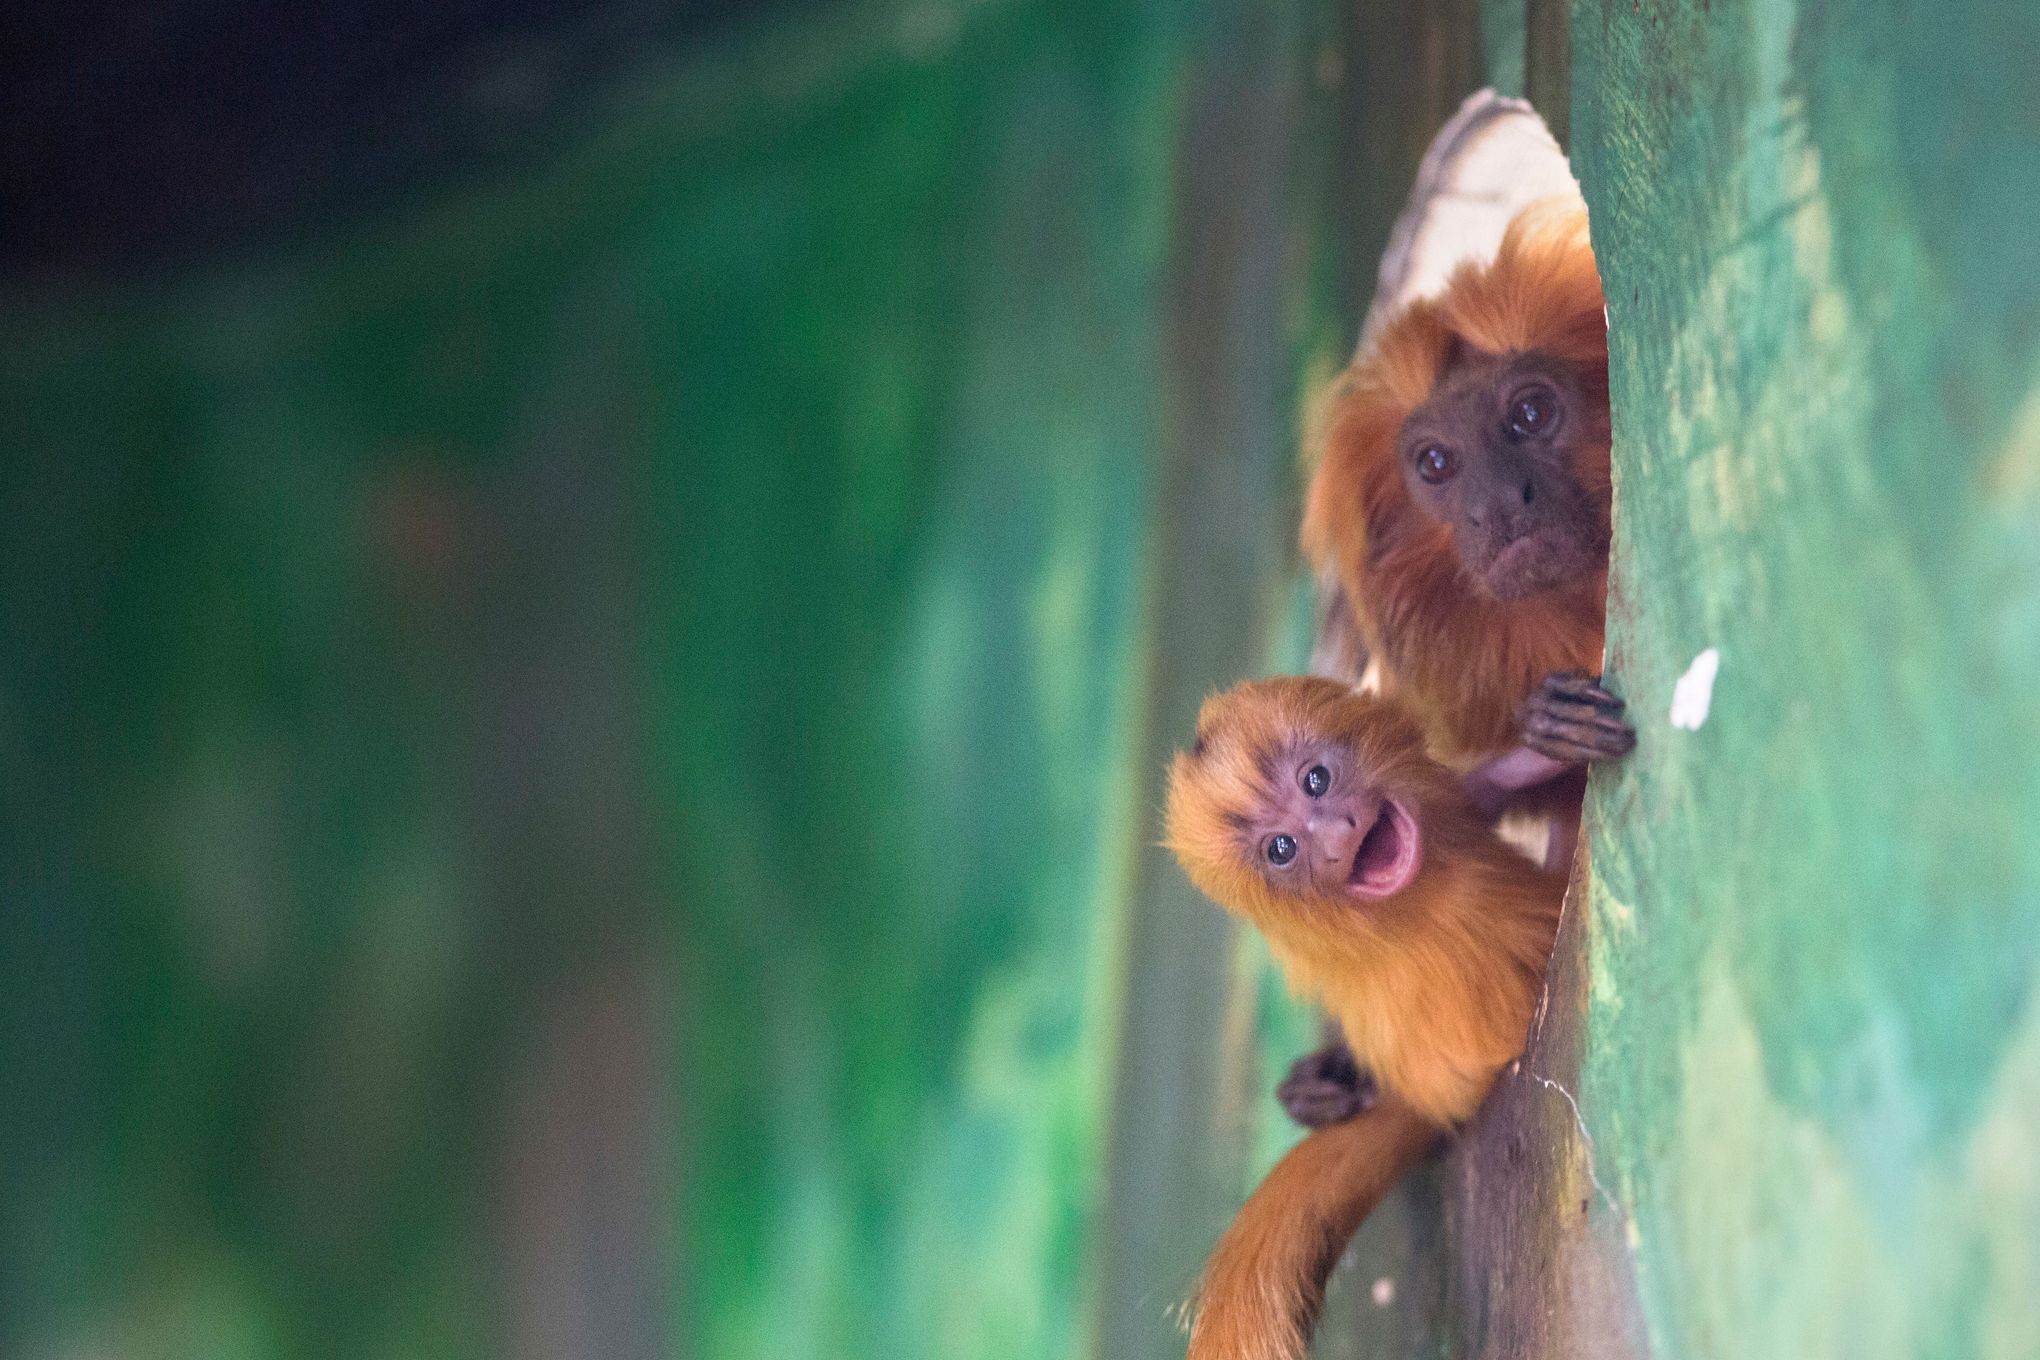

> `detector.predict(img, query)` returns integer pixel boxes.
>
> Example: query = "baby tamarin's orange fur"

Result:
[1166,678,1562,1360]
[1303,200,1614,775]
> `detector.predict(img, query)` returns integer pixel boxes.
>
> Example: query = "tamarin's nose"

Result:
[1309,813,1361,864]
[1487,498,1531,543]
[1470,499,1520,534]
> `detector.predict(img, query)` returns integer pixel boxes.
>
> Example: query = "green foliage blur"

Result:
[1,1,1344,1356]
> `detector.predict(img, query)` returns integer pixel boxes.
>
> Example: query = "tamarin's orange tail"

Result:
[1187,1096,1441,1360]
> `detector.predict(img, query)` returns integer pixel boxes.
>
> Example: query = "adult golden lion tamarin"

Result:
[1305,197,1631,820]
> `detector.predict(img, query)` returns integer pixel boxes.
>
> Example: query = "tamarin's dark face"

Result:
[1224,734,1423,902]
[1397,349,1608,602]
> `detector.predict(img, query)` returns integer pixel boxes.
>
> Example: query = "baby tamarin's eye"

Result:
[1266,834,1298,866]
[1302,765,1330,798]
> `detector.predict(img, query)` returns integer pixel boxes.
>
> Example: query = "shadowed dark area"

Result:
[0,0,811,270]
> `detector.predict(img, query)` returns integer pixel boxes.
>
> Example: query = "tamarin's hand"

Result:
[1518,670,1633,763]
[1276,1037,1373,1129]
[1464,670,1635,820]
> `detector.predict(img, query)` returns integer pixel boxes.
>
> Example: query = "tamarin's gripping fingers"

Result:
[1167,678,1566,1354]
[1463,670,1635,822]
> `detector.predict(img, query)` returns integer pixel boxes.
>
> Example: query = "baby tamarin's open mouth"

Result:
[1347,799,1422,898]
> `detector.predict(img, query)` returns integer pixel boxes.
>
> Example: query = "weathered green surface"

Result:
[1567,1,2040,1355]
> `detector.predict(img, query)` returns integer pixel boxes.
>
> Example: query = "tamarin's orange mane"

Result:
[1302,200,1611,763]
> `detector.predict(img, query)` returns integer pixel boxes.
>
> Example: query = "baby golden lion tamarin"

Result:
[1166,676,1563,1360]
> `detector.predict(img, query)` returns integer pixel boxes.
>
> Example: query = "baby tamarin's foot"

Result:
[1277,1041,1376,1128]
[1518,670,1635,764]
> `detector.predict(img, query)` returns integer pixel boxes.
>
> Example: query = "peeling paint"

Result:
[1666,648,1719,730]
[1526,1070,1623,1221]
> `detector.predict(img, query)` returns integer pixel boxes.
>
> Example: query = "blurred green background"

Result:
[10,1,2040,1358]
[3,0,1373,1355]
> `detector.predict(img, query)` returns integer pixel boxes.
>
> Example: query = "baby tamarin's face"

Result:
[1227,735,1422,900]
[1167,679,1440,919]
[1395,348,1609,602]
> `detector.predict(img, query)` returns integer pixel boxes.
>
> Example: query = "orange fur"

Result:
[1165,679,1563,1358]
[1184,1095,1438,1360]
[1302,201,1611,766]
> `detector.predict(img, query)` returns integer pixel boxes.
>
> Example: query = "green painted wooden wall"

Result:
[4,1,2036,1358]
[1568,0,2040,1355]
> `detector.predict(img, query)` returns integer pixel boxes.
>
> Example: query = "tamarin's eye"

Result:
[1507,385,1558,438]
[1302,765,1330,797]
[1416,445,1457,483]
[1266,834,1298,866]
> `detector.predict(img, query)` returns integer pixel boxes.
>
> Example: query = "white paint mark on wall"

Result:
[1371,1277,1396,1308]
[1669,648,1721,730]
